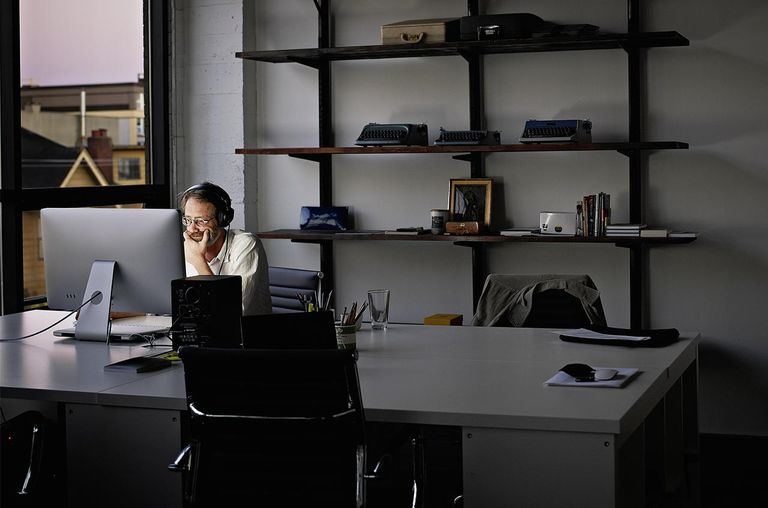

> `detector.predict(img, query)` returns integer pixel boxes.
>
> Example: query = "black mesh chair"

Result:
[0,410,62,508]
[169,347,367,506]
[472,274,607,328]
[268,266,323,313]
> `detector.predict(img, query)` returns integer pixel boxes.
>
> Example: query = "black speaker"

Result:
[171,275,242,350]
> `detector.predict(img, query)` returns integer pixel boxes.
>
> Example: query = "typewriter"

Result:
[434,127,501,146]
[519,119,592,143]
[355,123,429,147]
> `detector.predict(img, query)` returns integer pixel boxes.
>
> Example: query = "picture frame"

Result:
[448,178,492,227]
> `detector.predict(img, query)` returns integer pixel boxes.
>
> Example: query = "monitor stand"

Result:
[75,260,116,341]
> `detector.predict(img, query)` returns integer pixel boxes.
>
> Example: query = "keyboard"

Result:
[54,316,172,342]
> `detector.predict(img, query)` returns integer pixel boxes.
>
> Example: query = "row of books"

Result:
[577,192,610,237]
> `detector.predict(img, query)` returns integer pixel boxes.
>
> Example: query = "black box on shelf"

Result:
[459,13,553,41]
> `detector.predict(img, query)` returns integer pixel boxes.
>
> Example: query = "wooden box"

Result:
[446,221,480,235]
[424,313,463,326]
[381,18,460,45]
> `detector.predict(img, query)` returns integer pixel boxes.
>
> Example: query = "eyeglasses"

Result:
[182,216,216,228]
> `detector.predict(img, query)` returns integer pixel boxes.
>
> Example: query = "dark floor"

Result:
[700,433,768,507]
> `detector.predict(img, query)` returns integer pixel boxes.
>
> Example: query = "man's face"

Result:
[183,197,220,245]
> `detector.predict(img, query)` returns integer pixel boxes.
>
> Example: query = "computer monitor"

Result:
[40,207,186,341]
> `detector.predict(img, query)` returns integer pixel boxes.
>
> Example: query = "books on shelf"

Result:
[605,223,646,231]
[604,223,645,236]
[500,227,539,236]
[383,227,428,235]
[577,192,611,237]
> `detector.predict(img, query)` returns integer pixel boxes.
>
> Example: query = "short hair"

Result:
[179,181,234,227]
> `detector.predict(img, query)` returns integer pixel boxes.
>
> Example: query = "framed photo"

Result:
[449,178,492,226]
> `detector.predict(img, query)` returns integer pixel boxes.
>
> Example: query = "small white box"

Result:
[540,212,576,235]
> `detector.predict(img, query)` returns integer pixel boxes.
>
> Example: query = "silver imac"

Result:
[40,207,186,341]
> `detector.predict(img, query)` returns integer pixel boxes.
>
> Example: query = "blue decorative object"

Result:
[299,206,350,231]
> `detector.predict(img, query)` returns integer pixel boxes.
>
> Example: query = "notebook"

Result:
[104,356,173,373]
[241,311,337,349]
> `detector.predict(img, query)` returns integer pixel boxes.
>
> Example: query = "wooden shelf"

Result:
[257,229,696,246]
[237,141,688,156]
[241,2,693,328]
[237,31,689,64]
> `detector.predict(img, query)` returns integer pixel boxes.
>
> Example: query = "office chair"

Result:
[0,410,61,508]
[268,266,324,313]
[471,274,607,328]
[169,347,367,507]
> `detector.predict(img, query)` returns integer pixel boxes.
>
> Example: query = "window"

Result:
[116,155,144,183]
[0,1,171,313]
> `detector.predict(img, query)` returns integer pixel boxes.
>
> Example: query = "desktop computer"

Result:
[171,275,242,350]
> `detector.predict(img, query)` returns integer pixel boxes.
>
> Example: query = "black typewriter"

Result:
[355,123,429,147]
[434,127,501,146]
[519,119,592,143]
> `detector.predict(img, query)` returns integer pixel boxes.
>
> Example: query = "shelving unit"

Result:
[238,0,693,328]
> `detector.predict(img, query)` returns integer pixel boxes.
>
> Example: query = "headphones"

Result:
[180,182,235,228]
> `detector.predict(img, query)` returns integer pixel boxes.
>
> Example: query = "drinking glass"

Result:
[367,289,390,330]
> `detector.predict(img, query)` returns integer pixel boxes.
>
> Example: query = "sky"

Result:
[20,0,144,86]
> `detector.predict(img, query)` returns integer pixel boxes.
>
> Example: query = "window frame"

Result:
[0,0,172,314]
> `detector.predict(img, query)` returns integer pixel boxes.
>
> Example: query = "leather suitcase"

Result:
[381,18,460,45]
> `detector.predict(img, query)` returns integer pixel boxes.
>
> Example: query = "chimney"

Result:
[87,129,113,183]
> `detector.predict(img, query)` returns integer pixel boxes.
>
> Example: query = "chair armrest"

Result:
[17,422,43,495]
[363,452,392,480]
[168,443,193,472]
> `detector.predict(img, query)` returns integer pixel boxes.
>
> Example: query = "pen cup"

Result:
[367,289,390,330]
[335,324,357,350]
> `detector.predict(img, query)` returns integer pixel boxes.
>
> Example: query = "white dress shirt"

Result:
[185,229,271,315]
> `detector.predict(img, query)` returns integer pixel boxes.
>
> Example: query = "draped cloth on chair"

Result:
[471,274,607,327]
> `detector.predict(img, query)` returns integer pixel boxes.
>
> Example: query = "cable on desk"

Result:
[134,314,184,349]
[0,292,102,342]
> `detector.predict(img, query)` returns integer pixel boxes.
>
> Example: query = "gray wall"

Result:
[172,0,252,228]
[176,0,768,436]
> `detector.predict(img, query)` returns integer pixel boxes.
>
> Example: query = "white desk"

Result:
[1,310,699,508]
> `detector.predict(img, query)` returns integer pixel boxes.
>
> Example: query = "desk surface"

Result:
[1,310,698,436]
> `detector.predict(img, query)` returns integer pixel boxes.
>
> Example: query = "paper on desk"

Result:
[544,367,639,388]
[554,328,651,342]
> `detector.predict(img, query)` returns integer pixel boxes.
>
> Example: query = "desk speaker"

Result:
[171,275,242,350]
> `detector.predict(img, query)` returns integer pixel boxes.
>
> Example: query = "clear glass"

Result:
[367,289,390,330]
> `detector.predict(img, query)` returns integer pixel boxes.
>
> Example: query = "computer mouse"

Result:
[593,368,618,381]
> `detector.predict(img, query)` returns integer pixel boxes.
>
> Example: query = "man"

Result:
[180,182,271,315]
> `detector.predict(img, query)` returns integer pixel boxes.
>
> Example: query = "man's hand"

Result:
[183,230,213,275]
